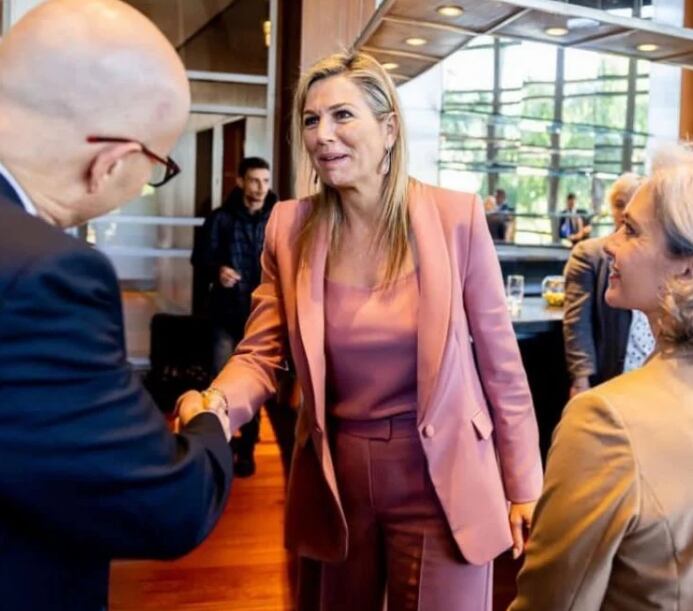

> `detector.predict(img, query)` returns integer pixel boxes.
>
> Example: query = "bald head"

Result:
[0,0,190,136]
[0,0,191,226]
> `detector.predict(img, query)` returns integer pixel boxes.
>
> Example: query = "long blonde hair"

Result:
[292,51,409,282]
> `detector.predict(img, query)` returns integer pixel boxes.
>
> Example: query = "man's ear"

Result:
[86,141,142,194]
[236,175,245,189]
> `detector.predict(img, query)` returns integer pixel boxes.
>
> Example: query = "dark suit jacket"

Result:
[0,176,232,610]
[562,235,631,385]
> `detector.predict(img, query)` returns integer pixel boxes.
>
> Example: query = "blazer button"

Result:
[423,424,435,438]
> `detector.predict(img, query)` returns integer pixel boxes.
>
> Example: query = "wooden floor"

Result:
[109,415,521,610]
[110,415,292,611]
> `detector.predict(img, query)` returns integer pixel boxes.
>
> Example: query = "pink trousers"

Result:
[297,413,492,611]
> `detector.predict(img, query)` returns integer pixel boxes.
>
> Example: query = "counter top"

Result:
[510,296,564,336]
[495,244,571,263]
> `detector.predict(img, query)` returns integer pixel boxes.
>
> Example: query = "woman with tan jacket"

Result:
[511,144,693,610]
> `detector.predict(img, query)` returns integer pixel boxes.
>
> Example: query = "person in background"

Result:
[0,2,232,609]
[181,50,542,611]
[511,144,693,610]
[495,187,515,242]
[495,187,510,212]
[559,192,591,245]
[484,194,506,241]
[191,157,280,477]
[563,173,653,397]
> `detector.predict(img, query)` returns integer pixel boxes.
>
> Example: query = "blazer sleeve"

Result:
[563,240,599,381]
[212,204,289,431]
[510,392,638,611]
[462,195,543,502]
[0,245,232,559]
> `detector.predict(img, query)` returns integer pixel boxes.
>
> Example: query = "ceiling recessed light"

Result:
[545,26,569,37]
[637,43,659,52]
[566,17,600,29]
[382,62,399,71]
[405,37,428,47]
[436,5,464,17]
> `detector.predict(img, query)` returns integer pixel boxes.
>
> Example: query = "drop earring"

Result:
[381,146,392,175]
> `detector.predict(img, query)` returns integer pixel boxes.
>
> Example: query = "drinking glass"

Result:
[506,274,524,316]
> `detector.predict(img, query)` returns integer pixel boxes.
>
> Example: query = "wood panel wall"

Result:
[300,0,375,70]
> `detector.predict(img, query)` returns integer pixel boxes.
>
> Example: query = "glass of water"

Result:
[506,275,524,316]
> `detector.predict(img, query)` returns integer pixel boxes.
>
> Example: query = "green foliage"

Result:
[440,41,650,223]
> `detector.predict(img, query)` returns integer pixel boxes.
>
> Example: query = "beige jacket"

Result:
[511,353,693,611]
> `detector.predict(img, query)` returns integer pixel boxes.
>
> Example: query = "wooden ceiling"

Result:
[127,0,237,49]
[354,0,693,82]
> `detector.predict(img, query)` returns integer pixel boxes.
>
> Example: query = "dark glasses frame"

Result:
[86,136,181,187]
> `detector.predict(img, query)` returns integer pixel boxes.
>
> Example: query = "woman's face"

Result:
[301,75,395,191]
[604,182,682,315]
[609,192,629,229]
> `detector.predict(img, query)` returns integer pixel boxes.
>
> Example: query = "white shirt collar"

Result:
[0,161,38,216]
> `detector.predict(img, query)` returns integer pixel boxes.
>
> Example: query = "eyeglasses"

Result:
[86,136,181,187]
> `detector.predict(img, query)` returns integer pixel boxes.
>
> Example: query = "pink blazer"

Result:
[214,180,543,565]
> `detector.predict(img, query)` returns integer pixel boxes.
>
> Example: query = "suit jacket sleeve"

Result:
[462,195,542,502]
[510,392,637,611]
[213,204,289,431]
[563,240,599,380]
[0,245,232,559]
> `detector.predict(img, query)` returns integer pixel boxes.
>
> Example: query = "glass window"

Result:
[440,36,650,243]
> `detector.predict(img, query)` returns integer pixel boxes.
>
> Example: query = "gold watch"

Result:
[200,387,228,414]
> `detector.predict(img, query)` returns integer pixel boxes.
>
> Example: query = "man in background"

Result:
[192,157,281,477]
[494,187,515,242]
[484,194,506,241]
[563,173,654,397]
[559,192,592,245]
[0,2,232,609]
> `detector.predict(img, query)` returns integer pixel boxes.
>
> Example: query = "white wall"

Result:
[245,116,269,159]
[397,63,443,185]
[647,0,685,153]
[4,0,44,28]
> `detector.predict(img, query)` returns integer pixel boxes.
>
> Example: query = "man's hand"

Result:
[175,390,231,441]
[569,376,590,398]
[509,501,537,559]
[177,390,207,427]
[219,266,241,288]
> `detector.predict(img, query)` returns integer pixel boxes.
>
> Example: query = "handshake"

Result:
[175,387,232,441]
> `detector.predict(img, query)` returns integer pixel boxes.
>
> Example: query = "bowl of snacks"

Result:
[542,275,565,308]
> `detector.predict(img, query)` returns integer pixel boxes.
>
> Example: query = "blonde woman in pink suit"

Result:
[179,51,543,610]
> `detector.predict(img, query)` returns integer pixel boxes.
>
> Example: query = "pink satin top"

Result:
[324,270,419,420]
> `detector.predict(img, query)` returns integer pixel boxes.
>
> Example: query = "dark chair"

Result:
[143,313,214,413]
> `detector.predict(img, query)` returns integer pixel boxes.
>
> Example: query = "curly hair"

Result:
[659,279,693,355]
[650,144,693,353]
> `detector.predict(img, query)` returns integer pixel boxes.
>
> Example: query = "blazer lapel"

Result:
[409,183,452,420]
[0,172,23,209]
[296,219,329,431]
